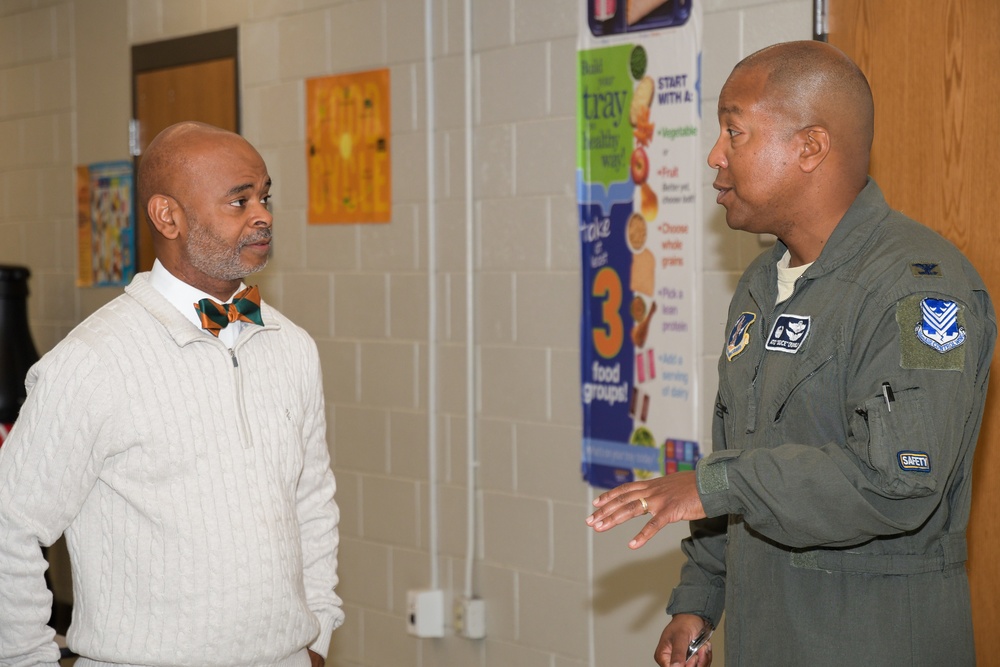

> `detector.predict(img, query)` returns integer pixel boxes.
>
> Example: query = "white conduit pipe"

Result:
[425,0,439,591]
[463,0,477,601]
[425,0,478,603]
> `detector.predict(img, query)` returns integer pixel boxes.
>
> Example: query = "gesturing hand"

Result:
[585,471,706,549]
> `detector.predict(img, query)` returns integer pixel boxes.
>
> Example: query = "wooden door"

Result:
[828,0,1000,659]
[132,28,239,271]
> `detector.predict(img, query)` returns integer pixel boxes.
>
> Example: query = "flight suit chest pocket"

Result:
[765,337,842,447]
[849,386,938,498]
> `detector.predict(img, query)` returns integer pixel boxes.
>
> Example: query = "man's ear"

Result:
[147,195,182,240]
[799,126,830,173]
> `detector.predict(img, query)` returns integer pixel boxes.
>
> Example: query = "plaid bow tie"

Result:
[194,285,264,337]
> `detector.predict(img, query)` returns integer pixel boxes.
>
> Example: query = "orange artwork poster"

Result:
[307,68,391,224]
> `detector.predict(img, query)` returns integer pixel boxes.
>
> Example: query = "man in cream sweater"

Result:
[0,122,343,666]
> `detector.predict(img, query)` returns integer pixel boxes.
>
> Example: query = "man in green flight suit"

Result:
[587,40,996,667]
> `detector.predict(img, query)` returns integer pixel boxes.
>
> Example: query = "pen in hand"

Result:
[686,622,714,662]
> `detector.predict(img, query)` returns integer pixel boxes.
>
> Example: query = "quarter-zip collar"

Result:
[124,272,281,347]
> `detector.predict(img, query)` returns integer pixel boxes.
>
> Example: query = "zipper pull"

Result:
[230,349,238,368]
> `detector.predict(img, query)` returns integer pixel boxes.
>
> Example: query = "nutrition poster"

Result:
[578,0,703,488]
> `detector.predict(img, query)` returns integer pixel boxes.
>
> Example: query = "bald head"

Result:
[137,121,273,298]
[734,40,874,180]
[138,121,247,219]
[709,41,876,262]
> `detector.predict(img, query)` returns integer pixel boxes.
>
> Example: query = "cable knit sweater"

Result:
[0,273,343,666]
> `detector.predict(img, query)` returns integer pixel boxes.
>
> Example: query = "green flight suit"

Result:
[668,179,996,666]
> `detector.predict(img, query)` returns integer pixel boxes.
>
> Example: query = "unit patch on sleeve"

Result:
[725,312,756,361]
[765,314,811,353]
[896,295,966,370]
[916,298,966,352]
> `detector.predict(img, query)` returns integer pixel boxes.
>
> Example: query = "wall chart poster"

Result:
[306,68,391,224]
[578,0,703,489]
[76,161,135,288]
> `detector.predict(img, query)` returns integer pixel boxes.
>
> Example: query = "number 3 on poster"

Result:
[592,266,624,358]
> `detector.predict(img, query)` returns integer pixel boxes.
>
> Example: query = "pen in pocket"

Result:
[882,381,895,412]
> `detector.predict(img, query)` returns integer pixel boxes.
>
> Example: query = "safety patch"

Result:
[765,314,810,353]
[910,262,942,277]
[725,312,756,361]
[915,298,967,353]
[897,450,931,473]
[896,295,966,370]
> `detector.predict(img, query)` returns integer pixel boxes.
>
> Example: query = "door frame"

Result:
[131,27,240,132]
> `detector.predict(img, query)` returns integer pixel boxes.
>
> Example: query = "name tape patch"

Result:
[765,314,811,354]
[897,451,931,473]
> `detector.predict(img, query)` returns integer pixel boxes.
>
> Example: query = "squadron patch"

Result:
[765,314,811,353]
[726,312,756,361]
[896,295,966,370]
[897,450,931,473]
[916,298,967,353]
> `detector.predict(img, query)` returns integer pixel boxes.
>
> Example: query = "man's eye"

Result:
[262,194,272,206]
[726,128,740,138]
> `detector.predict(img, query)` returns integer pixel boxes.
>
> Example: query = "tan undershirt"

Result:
[776,250,812,304]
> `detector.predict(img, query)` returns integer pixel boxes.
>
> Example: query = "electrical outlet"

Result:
[455,597,486,639]
[407,589,445,638]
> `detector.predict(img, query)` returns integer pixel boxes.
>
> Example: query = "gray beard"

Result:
[186,225,271,281]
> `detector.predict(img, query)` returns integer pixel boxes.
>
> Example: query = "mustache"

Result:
[239,229,272,247]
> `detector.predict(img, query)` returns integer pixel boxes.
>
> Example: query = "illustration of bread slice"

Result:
[630,248,655,297]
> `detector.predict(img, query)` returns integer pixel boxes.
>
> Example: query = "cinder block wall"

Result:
[0,1,811,665]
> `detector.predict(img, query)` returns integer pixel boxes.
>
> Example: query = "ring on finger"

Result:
[639,497,649,514]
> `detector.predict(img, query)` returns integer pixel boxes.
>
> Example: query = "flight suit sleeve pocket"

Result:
[850,386,938,499]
